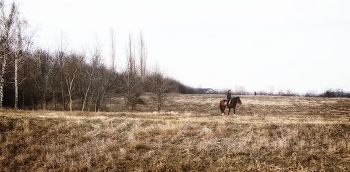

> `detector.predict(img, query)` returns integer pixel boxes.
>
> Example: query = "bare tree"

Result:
[109,27,116,71]
[81,51,94,111]
[93,66,110,112]
[147,64,177,112]
[120,33,143,111]
[138,31,147,78]
[82,38,111,112]
[13,24,20,109]
[33,49,53,110]
[13,15,33,109]
[62,53,83,111]
[126,33,136,76]
[234,85,246,95]
[54,33,69,110]
[0,1,17,108]
[88,41,105,112]
[0,1,31,109]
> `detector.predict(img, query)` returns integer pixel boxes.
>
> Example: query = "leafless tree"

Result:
[0,1,17,108]
[0,1,32,109]
[81,38,111,112]
[32,49,53,110]
[13,22,20,109]
[13,15,33,109]
[234,85,246,95]
[109,27,116,71]
[63,53,83,111]
[147,64,178,112]
[81,50,94,111]
[120,33,143,111]
[54,33,69,110]
[138,31,147,78]
[88,40,106,112]
[92,66,110,112]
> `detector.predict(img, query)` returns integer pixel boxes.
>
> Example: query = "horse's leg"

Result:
[234,108,235,115]
[220,105,225,115]
[228,108,231,115]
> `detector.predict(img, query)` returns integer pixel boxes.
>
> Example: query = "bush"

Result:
[322,89,346,98]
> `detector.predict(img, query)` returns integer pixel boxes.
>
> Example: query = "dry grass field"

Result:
[1,94,350,171]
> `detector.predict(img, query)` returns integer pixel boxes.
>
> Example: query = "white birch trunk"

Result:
[14,56,18,109]
[66,77,75,111]
[81,70,93,111]
[65,68,78,111]
[0,57,5,108]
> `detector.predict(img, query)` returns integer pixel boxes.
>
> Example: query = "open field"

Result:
[1,94,350,171]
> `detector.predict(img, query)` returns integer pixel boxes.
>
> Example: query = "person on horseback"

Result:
[226,90,232,106]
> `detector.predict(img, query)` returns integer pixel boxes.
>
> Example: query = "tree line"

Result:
[4,1,346,113]
[0,1,190,112]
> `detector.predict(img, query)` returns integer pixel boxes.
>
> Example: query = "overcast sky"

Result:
[19,0,350,94]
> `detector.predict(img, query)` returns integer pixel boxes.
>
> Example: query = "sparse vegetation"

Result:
[1,1,350,171]
[1,94,350,171]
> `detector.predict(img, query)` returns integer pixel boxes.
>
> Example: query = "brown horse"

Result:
[219,97,242,115]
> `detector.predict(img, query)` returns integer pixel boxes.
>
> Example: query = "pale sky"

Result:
[18,0,350,94]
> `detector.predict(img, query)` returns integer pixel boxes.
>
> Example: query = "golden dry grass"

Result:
[1,94,350,171]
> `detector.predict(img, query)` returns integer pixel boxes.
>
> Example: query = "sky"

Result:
[17,0,350,94]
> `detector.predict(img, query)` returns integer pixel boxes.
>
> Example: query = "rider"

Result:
[226,90,232,106]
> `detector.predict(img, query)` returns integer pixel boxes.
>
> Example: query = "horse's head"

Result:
[237,97,242,105]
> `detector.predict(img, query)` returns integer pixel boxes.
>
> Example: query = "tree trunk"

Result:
[0,58,5,108]
[14,57,18,109]
[81,74,92,111]
[52,90,56,110]
[31,94,34,110]
[69,92,72,111]
[22,91,24,109]
[94,90,101,112]
[67,78,73,111]
[97,89,106,112]
[42,92,46,110]
[60,80,65,110]
[87,90,95,112]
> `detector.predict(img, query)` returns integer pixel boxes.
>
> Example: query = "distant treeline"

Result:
[305,89,350,98]
[0,1,193,111]
[238,89,350,98]
[1,1,348,112]
[189,88,350,98]
[0,47,192,110]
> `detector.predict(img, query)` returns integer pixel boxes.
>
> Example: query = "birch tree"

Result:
[81,42,101,111]
[81,54,94,111]
[13,16,32,109]
[63,53,83,111]
[0,1,17,108]
[0,1,30,109]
